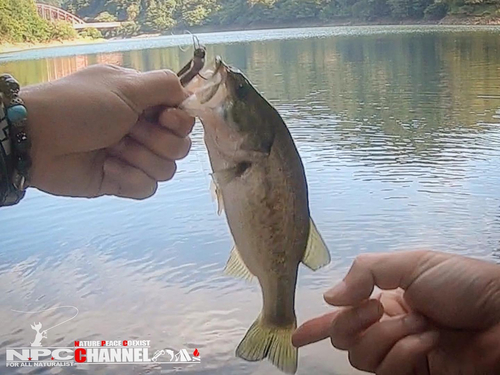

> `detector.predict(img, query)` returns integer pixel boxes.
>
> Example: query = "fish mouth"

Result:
[181,56,237,115]
[212,56,236,77]
[212,56,243,77]
[213,56,225,76]
[196,56,231,105]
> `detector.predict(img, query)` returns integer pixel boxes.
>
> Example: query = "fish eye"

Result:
[235,79,249,100]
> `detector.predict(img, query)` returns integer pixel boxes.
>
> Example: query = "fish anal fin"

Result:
[302,218,331,271]
[224,245,255,282]
[236,314,298,374]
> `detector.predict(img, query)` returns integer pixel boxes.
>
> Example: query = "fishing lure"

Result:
[177,35,206,87]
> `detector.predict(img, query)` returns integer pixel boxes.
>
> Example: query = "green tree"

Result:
[424,1,449,19]
[143,0,176,31]
[5,0,499,46]
[387,0,412,18]
[276,0,323,21]
[0,0,81,43]
[38,0,66,6]
[177,0,219,26]
[95,11,118,21]
[127,3,140,20]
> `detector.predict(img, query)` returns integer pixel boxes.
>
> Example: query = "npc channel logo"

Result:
[6,307,200,368]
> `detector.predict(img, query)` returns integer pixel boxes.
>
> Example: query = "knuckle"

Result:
[184,116,196,134]
[162,69,177,82]
[329,310,357,349]
[155,132,173,153]
[348,350,363,368]
[176,138,191,160]
[376,366,392,375]
[166,162,177,180]
[158,133,191,160]
[329,328,348,350]
[330,335,343,350]
[135,181,158,200]
[117,74,140,93]
[148,181,159,197]
[377,320,400,338]
[353,254,375,269]
[393,338,415,357]
[98,63,123,73]
[348,350,373,372]
[163,69,176,79]
[157,162,177,181]
[166,111,195,137]
[162,70,183,89]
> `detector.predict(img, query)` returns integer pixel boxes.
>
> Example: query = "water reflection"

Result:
[1,26,500,374]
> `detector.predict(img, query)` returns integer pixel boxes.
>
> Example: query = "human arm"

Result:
[1,64,194,204]
[292,251,500,375]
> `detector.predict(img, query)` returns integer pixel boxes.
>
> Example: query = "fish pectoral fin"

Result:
[236,314,298,374]
[210,176,224,215]
[223,245,255,282]
[212,162,252,187]
[302,218,331,271]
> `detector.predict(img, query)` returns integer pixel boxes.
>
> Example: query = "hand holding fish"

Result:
[20,64,194,199]
[292,250,500,375]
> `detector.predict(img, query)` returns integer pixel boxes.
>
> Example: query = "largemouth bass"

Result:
[181,57,330,374]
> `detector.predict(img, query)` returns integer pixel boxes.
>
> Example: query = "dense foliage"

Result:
[2,0,500,44]
[0,0,79,43]
[64,0,500,33]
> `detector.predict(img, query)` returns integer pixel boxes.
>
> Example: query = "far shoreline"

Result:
[1,16,499,55]
[0,37,106,54]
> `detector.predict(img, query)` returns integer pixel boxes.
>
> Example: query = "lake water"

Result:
[1,25,500,374]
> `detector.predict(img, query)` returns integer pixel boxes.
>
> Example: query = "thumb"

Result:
[323,251,437,306]
[121,70,190,112]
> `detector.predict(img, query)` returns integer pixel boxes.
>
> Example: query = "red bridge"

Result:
[36,3,122,29]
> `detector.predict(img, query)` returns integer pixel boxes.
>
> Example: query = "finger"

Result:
[292,310,341,348]
[347,313,428,373]
[122,70,189,111]
[129,120,191,161]
[159,108,196,138]
[108,137,177,182]
[100,157,158,200]
[376,331,439,375]
[324,251,435,306]
[378,289,410,317]
[330,299,384,350]
[414,358,431,375]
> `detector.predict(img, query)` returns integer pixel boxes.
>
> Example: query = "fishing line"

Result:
[184,30,201,51]
[11,306,79,333]
[172,30,199,53]
[171,30,191,52]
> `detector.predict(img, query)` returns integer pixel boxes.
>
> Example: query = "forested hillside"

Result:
[2,0,500,44]
[0,0,78,43]
[60,0,500,31]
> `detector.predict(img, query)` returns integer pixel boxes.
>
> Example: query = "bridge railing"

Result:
[36,3,86,25]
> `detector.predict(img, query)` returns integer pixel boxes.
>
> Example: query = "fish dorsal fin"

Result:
[210,177,224,216]
[302,218,331,271]
[224,245,255,281]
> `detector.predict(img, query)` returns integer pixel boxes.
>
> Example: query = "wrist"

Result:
[0,75,32,206]
[19,86,44,191]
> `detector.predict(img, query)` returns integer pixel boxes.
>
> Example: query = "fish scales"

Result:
[181,56,331,374]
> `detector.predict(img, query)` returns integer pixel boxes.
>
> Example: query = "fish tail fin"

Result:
[236,314,298,374]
